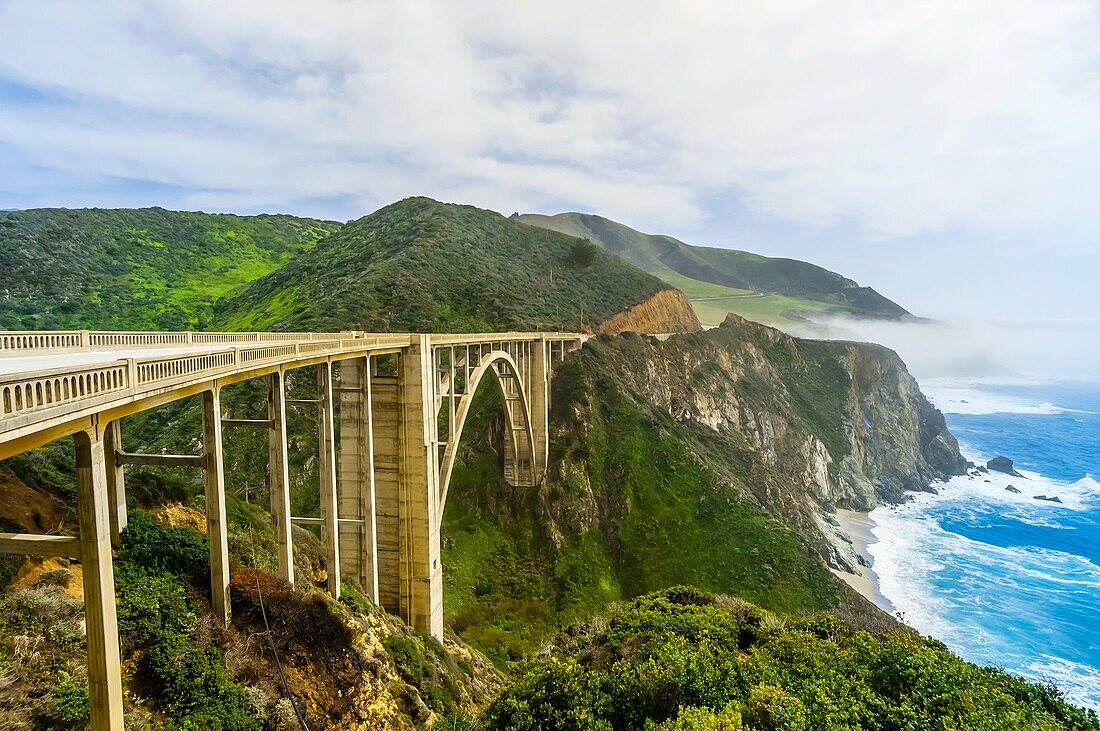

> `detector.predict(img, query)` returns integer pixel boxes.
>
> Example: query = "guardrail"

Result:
[0,330,363,354]
[0,332,585,428]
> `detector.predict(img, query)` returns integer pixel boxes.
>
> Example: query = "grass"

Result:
[657,271,754,299]
[692,293,842,328]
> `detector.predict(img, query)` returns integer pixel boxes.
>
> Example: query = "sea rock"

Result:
[1033,494,1063,503]
[1005,485,1021,494]
[823,514,840,527]
[976,465,989,474]
[987,456,1023,477]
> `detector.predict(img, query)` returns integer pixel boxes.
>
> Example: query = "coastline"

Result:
[831,508,896,614]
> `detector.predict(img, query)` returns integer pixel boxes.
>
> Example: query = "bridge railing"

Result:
[0,334,421,422]
[0,332,584,429]
[0,330,364,354]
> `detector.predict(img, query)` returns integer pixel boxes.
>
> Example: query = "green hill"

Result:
[484,587,1097,731]
[514,211,909,327]
[0,207,340,330]
[217,197,693,333]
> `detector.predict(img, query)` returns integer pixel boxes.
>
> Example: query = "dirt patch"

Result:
[150,502,207,533]
[12,556,84,601]
[599,289,701,335]
[0,465,66,533]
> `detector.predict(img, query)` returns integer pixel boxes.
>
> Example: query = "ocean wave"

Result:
[868,481,1100,711]
[922,381,1092,415]
[933,459,1100,512]
[1027,656,1100,711]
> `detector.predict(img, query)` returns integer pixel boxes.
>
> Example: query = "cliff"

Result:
[596,288,701,334]
[441,314,966,662]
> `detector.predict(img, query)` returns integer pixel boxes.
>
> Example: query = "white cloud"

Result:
[2,0,1100,240]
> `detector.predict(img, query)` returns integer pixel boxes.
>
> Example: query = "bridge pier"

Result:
[267,372,294,584]
[74,427,125,731]
[399,336,444,638]
[201,388,231,626]
[102,420,127,549]
[338,357,379,603]
[317,363,341,598]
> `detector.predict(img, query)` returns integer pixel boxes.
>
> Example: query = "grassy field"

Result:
[691,292,842,328]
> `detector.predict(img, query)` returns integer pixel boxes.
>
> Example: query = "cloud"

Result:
[2,0,1100,240]
[787,314,1100,382]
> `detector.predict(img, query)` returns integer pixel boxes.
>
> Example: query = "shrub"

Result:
[479,588,1100,731]
[120,510,209,580]
[141,630,260,731]
[36,671,91,729]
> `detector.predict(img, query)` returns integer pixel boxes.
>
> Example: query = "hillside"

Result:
[514,211,909,327]
[4,198,1094,729]
[439,313,966,664]
[218,197,699,334]
[484,587,1098,731]
[0,207,340,330]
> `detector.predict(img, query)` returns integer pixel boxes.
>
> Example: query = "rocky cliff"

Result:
[442,314,965,661]
[596,288,701,334]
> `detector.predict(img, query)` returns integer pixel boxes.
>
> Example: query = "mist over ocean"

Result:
[869,379,1100,709]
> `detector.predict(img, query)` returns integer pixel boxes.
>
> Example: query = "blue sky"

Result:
[2,0,1099,322]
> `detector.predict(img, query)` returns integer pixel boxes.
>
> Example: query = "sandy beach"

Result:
[831,508,896,614]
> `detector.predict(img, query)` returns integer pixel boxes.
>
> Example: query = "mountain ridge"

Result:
[513,211,909,326]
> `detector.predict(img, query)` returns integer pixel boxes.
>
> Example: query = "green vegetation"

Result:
[515,212,909,325]
[482,587,1100,731]
[441,327,847,666]
[0,207,339,330]
[218,197,673,332]
[0,584,90,729]
[116,510,261,730]
[692,293,842,328]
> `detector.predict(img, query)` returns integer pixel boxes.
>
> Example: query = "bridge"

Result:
[0,329,586,731]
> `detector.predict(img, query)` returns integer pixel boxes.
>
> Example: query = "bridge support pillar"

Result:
[74,428,125,731]
[102,419,127,549]
[531,337,550,480]
[267,372,294,585]
[398,336,443,639]
[338,357,379,602]
[371,367,401,616]
[202,388,231,626]
[317,363,341,599]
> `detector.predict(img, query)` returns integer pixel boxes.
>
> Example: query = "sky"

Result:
[1,0,1099,321]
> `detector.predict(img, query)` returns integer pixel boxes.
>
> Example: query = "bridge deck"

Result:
[0,330,583,458]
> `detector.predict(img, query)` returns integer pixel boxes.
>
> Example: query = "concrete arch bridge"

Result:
[0,329,585,731]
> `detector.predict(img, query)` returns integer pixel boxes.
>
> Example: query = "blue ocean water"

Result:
[869,379,1100,709]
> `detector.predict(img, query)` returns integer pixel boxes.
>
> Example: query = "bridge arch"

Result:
[437,349,535,513]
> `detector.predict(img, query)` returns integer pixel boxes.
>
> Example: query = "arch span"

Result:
[437,349,535,513]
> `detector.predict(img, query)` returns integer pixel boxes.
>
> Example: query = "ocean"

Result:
[868,379,1100,710]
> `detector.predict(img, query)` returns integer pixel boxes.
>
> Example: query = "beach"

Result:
[831,508,896,613]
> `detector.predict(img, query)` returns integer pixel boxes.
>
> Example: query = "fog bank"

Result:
[787,315,1100,383]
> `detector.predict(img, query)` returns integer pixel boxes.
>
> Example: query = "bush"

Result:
[480,588,1100,731]
[141,630,260,731]
[119,510,209,580]
[36,671,91,729]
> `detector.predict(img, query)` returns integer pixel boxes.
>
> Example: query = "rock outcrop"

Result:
[988,456,1024,477]
[598,288,702,335]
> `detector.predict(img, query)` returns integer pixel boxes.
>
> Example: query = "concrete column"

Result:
[201,388,231,626]
[371,369,401,615]
[530,337,550,481]
[338,357,379,603]
[317,362,340,599]
[102,420,127,549]
[74,428,124,731]
[399,336,443,639]
[267,371,294,584]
